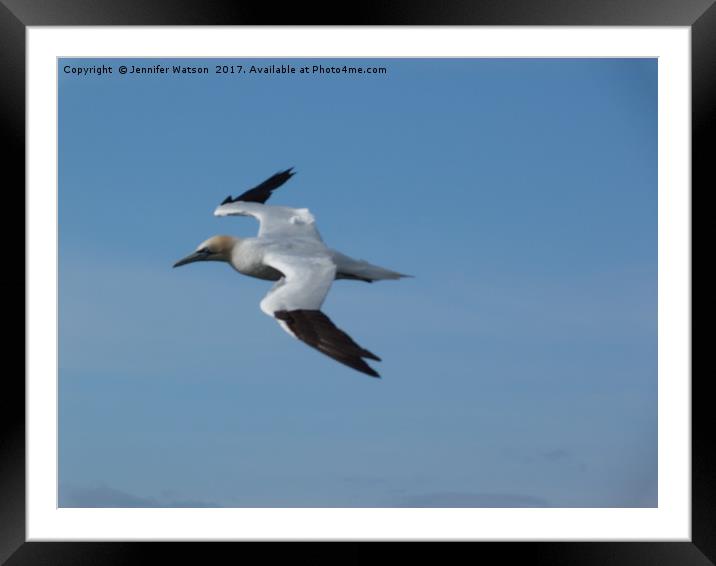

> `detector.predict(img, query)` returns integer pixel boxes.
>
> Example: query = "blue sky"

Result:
[58,58,657,507]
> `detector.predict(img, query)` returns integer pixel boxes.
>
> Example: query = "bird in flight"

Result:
[173,168,410,377]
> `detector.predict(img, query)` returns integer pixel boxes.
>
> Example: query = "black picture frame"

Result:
[6,1,705,564]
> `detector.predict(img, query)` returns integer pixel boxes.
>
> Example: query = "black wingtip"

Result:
[220,195,233,205]
[352,360,381,378]
[276,167,296,183]
[356,363,381,378]
[275,309,383,378]
[228,167,297,204]
[362,350,382,362]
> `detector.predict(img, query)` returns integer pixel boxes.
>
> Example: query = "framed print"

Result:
[7,1,706,564]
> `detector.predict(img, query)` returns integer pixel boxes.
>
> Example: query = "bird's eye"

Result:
[198,247,210,254]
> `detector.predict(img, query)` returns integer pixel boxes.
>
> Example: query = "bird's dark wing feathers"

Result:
[274,309,381,378]
[221,168,295,205]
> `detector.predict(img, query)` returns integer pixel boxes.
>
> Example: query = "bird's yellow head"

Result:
[173,235,238,268]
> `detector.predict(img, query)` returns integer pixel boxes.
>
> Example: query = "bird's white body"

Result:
[216,201,406,290]
[229,236,404,284]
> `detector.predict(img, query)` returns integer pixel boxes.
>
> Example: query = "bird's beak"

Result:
[173,250,209,268]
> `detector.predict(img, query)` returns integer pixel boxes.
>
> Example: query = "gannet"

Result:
[173,168,410,377]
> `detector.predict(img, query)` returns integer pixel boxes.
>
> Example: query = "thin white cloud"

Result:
[391,492,551,508]
[59,484,221,508]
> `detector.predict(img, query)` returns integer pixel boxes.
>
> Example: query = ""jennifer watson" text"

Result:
[128,65,209,74]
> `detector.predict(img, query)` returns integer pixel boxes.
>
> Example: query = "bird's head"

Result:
[173,235,238,268]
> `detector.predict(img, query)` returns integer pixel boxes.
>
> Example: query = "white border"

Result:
[27,27,691,541]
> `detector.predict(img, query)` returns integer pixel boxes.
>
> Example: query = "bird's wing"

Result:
[214,201,323,241]
[214,167,321,239]
[259,252,381,378]
[221,168,295,205]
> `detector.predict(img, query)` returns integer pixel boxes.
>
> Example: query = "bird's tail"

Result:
[332,251,412,283]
